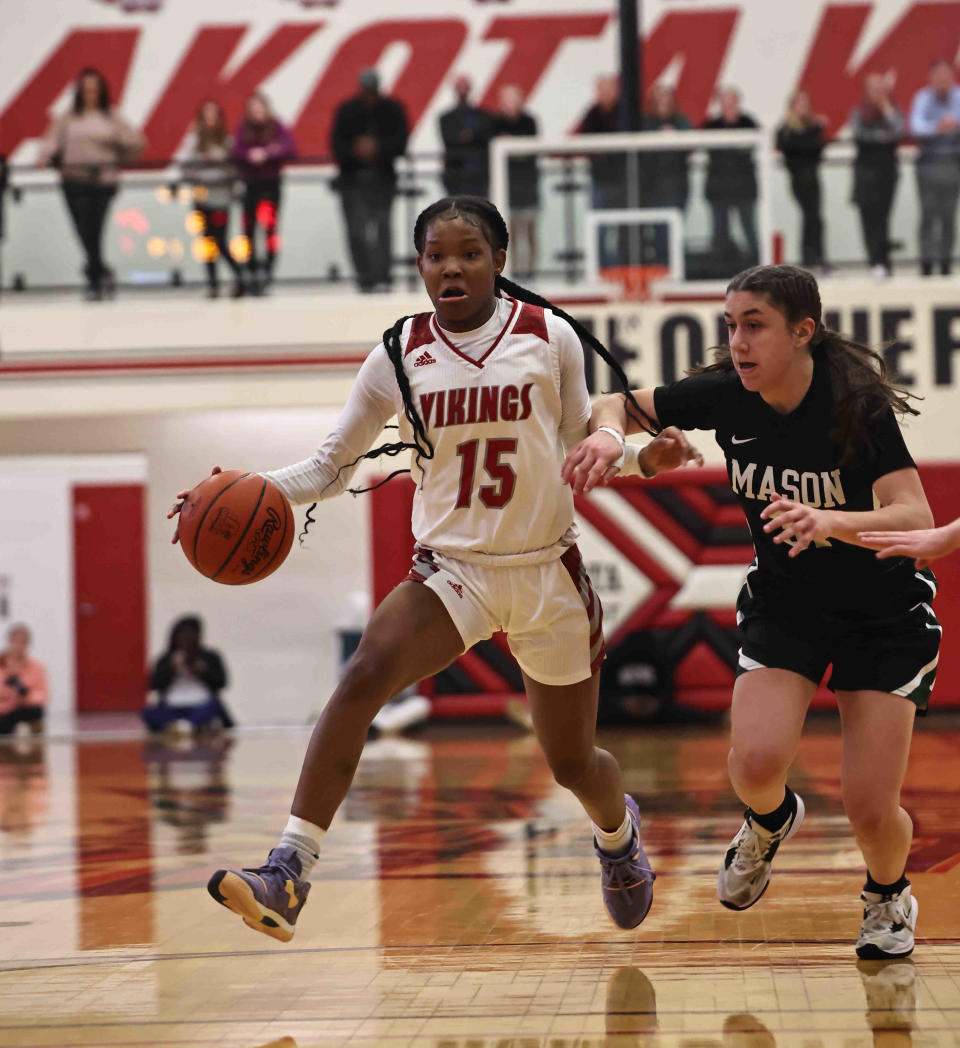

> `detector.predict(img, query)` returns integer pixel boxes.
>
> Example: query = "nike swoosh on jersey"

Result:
[731,436,757,444]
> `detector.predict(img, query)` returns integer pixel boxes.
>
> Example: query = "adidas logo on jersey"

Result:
[446,580,464,599]
[414,350,437,367]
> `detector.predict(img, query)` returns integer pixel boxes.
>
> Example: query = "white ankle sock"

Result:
[594,809,634,856]
[279,814,325,879]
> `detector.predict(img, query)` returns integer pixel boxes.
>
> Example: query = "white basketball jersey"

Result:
[398,297,585,564]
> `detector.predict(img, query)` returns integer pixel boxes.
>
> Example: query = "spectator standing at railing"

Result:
[37,67,143,301]
[850,73,904,279]
[331,69,409,293]
[232,93,296,295]
[639,84,692,210]
[439,76,496,199]
[579,75,625,207]
[909,60,960,276]
[578,75,627,267]
[776,89,829,270]
[181,101,245,299]
[493,85,539,279]
[703,87,760,265]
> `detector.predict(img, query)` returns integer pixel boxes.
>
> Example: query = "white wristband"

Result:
[596,426,625,448]
[596,426,625,470]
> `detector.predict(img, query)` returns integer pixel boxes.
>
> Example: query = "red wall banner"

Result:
[4,3,960,163]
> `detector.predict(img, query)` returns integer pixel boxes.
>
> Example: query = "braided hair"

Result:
[694,264,919,464]
[300,195,657,540]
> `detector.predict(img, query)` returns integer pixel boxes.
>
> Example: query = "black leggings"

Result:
[198,205,242,288]
[788,169,824,267]
[241,180,282,280]
[854,166,897,270]
[858,197,895,269]
[62,181,116,287]
[0,706,43,736]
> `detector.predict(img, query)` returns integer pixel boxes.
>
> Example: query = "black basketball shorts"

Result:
[734,566,941,712]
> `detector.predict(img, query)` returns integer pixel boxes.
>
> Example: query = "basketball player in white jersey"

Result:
[171,196,701,941]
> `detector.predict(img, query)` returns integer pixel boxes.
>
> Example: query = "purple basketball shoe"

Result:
[207,845,311,942]
[595,794,656,929]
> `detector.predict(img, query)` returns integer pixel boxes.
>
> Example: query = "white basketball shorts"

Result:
[405,544,605,687]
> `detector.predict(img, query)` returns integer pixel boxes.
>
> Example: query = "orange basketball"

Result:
[177,470,294,585]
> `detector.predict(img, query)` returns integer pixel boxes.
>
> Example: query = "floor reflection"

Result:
[0,735,48,836]
[0,720,956,1047]
[858,958,917,1048]
[605,967,659,1046]
[722,1013,778,1048]
[144,732,232,854]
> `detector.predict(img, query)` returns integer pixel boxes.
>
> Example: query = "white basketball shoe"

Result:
[717,793,805,910]
[856,883,918,959]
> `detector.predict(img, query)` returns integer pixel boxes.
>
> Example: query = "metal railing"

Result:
[0,135,943,295]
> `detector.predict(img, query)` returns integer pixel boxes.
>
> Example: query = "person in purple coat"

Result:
[232,92,297,293]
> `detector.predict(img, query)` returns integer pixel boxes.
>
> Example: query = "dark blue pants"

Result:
[143,695,233,733]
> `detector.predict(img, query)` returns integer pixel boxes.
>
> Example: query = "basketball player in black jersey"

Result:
[563,265,940,959]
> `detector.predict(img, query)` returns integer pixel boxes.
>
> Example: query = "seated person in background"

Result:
[0,624,48,736]
[145,616,234,733]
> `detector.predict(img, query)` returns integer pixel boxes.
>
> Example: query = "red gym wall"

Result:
[370,464,960,716]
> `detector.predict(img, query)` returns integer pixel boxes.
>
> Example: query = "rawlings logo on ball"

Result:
[239,507,283,576]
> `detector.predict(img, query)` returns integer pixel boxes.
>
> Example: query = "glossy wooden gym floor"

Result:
[1,718,958,1047]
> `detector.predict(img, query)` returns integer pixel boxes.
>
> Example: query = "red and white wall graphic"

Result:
[2,1,960,165]
[372,464,960,716]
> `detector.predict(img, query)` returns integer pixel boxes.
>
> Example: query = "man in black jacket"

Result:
[493,85,540,277]
[704,87,760,264]
[578,75,627,267]
[145,616,234,733]
[439,76,496,198]
[331,69,409,292]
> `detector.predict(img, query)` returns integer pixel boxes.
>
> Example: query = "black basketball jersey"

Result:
[653,357,923,615]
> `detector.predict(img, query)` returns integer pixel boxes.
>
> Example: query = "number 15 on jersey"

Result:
[455,438,518,510]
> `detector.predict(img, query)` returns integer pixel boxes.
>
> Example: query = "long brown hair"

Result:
[195,100,228,150]
[239,91,277,145]
[72,67,111,114]
[696,264,919,463]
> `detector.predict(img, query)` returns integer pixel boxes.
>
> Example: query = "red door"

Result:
[73,484,146,712]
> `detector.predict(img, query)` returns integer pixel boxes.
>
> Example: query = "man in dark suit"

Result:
[703,87,760,264]
[439,76,496,198]
[331,69,409,291]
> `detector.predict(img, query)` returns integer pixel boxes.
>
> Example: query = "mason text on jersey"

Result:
[731,459,847,509]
